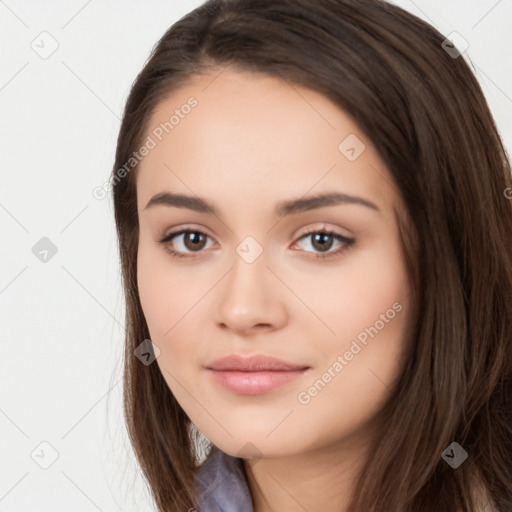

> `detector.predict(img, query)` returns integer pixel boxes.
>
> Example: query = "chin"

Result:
[205,428,306,460]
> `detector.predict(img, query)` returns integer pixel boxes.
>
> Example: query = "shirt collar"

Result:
[195,445,254,512]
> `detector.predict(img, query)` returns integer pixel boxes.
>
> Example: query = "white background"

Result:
[0,1,511,510]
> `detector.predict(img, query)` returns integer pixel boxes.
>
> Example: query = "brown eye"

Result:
[158,229,214,258]
[158,227,355,261]
[292,230,355,260]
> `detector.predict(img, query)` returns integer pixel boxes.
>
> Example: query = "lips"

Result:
[206,354,310,395]
[206,354,309,372]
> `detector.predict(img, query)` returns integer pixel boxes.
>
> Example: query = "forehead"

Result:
[136,69,398,217]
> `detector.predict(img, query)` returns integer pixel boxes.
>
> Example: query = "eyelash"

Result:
[157,226,355,261]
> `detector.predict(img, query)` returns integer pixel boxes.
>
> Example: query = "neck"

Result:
[243,433,373,512]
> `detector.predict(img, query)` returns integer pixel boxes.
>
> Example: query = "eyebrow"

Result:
[144,191,380,216]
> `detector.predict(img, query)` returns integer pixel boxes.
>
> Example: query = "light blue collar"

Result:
[195,445,254,512]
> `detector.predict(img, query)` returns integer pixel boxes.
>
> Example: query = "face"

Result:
[136,69,415,459]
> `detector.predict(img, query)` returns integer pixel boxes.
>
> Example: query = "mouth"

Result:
[205,354,310,395]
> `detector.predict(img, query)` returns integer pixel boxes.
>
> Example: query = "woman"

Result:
[111,0,512,510]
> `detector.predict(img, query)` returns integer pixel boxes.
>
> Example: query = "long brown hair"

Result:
[111,0,512,510]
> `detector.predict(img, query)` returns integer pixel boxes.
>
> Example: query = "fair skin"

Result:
[136,68,415,512]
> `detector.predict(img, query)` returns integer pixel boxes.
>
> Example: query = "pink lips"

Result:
[206,354,310,395]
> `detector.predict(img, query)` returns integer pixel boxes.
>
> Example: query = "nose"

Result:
[213,250,288,335]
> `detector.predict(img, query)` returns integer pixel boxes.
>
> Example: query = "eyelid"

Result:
[293,222,352,239]
[161,223,214,237]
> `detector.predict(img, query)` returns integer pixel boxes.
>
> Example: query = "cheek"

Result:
[136,241,211,384]
[298,238,412,403]
[291,237,410,348]
[137,242,168,336]
[137,239,197,338]
[137,248,197,411]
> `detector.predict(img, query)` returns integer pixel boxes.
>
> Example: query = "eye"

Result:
[158,229,216,258]
[158,225,355,260]
[291,227,355,260]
